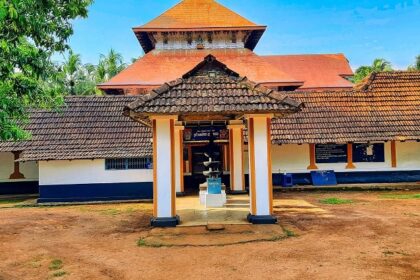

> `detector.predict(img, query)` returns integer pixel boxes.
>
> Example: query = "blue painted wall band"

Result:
[0,181,39,195]
[38,182,153,203]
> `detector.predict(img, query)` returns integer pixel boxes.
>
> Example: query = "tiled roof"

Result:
[2,71,419,161]
[133,0,266,53]
[262,54,354,90]
[99,49,303,89]
[5,96,153,161]
[272,71,420,144]
[125,55,303,120]
[136,0,262,30]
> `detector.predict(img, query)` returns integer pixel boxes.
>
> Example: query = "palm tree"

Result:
[371,58,392,72]
[63,50,82,95]
[408,55,420,71]
[353,58,393,84]
[97,49,127,82]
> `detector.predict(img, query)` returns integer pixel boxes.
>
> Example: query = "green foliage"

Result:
[0,0,92,140]
[319,197,354,205]
[352,58,393,84]
[407,55,420,71]
[49,259,63,270]
[58,48,128,96]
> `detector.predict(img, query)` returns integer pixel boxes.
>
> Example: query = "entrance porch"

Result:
[124,55,303,227]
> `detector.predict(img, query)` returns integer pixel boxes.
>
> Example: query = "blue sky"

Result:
[66,0,420,70]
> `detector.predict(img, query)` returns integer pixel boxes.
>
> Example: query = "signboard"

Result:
[184,127,229,141]
[315,144,348,163]
[353,143,385,162]
[207,178,222,194]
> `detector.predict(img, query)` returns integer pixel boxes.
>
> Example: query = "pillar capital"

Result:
[149,115,178,121]
[227,120,245,130]
[244,113,274,120]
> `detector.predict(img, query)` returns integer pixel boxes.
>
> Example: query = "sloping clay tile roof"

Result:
[2,71,419,161]
[135,0,264,30]
[272,71,420,143]
[125,55,302,119]
[11,96,152,161]
[262,54,354,90]
[99,49,303,88]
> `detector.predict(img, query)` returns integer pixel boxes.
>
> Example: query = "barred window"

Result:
[105,158,152,170]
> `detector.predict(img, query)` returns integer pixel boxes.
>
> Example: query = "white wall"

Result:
[396,141,420,169]
[0,152,38,182]
[39,159,153,186]
[268,142,420,173]
[272,144,310,173]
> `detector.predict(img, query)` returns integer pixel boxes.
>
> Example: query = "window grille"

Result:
[105,158,152,170]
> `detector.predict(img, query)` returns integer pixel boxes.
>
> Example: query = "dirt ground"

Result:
[0,191,419,280]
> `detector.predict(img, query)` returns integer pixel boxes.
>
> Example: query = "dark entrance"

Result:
[182,122,230,194]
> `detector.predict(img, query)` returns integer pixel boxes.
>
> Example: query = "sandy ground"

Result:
[0,191,419,280]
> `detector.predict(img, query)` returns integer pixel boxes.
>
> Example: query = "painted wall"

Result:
[0,152,39,181]
[38,159,153,202]
[0,152,39,194]
[269,141,420,185]
[39,159,152,185]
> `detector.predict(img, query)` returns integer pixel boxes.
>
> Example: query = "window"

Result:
[105,158,152,170]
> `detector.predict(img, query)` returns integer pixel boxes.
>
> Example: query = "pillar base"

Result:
[247,213,277,224]
[151,215,180,227]
[228,190,248,195]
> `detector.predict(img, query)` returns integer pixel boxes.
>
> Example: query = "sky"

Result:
[66,0,420,70]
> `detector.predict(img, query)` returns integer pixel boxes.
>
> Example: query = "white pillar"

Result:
[174,123,185,194]
[228,121,245,193]
[246,114,277,224]
[151,116,179,227]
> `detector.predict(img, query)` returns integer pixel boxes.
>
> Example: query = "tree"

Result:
[97,49,127,82]
[408,55,420,71]
[63,50,82,95]
[0,0,92,140]
[353,58,393,84]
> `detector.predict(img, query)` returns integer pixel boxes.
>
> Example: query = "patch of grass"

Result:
[380,193,420,200]
[49,259,63,271]
[137,238,147,247]
[319,197,354,205]
[283,228,296,237]
[0,199,26,204]
[52,270,67,277]
[137,238,165,248]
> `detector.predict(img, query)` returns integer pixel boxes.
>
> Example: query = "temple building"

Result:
[1,0,419,226]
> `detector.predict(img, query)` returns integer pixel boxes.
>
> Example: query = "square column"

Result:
[246,115,277,224]
[151,116,179,227]
[174,123,185,195]
[228,120,246,193]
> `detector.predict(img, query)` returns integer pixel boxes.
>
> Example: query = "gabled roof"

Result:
[133,0,266,52]
[98,49,303,90]
[125,55,303,121]
[262,54,354,90]
[136,0,263,30]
